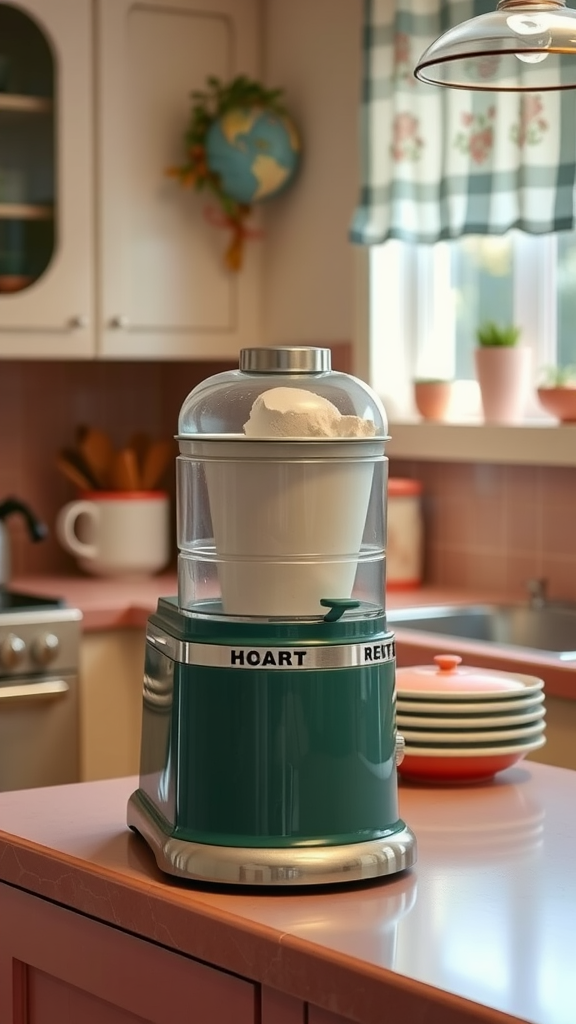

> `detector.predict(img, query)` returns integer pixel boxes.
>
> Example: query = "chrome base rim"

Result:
[127,790,417,886]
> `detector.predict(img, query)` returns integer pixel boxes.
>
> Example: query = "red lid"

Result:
[388,477,423,497]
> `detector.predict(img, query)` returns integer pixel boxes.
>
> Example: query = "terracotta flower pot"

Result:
[413,380,452,422]
[536,386,576,423]
[474,346,531,425]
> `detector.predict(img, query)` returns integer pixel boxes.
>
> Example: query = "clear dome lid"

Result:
[178,346,388,439]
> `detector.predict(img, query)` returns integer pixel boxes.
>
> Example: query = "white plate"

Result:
[400,720,545,744]
[396,706,546,729]
[396,692,545,715]
[401,734,546,758]
[397,676,544,701]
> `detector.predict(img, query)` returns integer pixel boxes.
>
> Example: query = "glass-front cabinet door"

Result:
[0,0,94,357]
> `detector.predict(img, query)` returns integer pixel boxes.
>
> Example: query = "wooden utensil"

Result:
[110,447,141,491]
[75,424,89,445]
[129,432,151,476]
[56,452,96,491]
[78,428,115,489]
[141,439,173,490]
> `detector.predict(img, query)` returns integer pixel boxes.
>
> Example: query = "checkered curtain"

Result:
[350,0,576,245]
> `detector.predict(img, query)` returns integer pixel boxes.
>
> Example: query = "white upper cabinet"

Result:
[96,0,261,359]
[0,0,261,359]
[0,0,95,357]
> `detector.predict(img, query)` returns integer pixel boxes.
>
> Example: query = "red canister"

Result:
[387,477,423,590]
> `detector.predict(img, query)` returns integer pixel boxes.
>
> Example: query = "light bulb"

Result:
[507,12,552,62]
[515,50,549,62]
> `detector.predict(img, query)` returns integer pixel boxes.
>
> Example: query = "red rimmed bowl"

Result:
[398,735,546,784]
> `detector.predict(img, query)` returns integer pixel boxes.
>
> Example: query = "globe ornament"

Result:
[205,108,300,205]
[167,76,301,271]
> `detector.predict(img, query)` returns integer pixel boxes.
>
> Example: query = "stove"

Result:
[0,589,64,612]
[0,588,82,792]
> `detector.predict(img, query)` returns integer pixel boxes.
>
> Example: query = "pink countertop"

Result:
[12,573,476,631]
[6,574,527,631]
[11,572,180,631]
[0,764,574,1024]
[11,575,576,700]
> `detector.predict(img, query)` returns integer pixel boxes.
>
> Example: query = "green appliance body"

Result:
[127,347,417,885]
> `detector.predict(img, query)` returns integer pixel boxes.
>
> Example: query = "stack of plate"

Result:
[396,654,546,783]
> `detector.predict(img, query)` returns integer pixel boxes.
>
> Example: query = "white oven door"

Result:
[0,674,79,791]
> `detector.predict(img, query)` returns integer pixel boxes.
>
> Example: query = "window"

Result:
[370,231,575,420]
[557,233,576,371]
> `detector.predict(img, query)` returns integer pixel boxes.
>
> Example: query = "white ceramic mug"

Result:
[56,491,170,578]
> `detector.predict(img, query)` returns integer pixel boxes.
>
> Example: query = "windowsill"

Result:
[387,420,576,466]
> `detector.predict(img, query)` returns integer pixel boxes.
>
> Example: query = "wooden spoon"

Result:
[56,452,96,491]
[78,428,115,489]
[141,439,173,490]
[129,432,151,476]
[110,447,141,491]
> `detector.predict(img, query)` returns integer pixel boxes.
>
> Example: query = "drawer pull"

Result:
[0,678,70,701]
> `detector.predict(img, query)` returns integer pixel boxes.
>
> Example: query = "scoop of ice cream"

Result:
[243,387,376,438]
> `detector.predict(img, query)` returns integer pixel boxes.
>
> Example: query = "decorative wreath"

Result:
[167,75,299,272]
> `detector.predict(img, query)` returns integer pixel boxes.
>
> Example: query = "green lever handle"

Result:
[320,598,361,623]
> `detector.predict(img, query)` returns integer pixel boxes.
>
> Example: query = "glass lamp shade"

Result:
[414,0,576,90]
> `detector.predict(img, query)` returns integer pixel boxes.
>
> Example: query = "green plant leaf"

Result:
[476,320,521,347]
[539,364,576,387]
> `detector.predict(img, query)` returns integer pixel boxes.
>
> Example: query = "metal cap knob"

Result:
[239,346,331,374]
[32,632,60,666]
[0,633,26,669]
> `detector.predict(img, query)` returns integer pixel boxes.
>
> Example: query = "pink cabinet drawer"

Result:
[0,882,256,1024]
[308,1008,355,1024]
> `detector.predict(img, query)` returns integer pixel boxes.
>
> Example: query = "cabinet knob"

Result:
[69,315,88,329]
[110,315,129,329]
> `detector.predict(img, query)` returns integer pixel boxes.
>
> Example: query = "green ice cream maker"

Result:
[128,346,417,885]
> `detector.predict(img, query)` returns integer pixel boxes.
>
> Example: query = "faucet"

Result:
[526,577,548,609]
[0,497,48,586]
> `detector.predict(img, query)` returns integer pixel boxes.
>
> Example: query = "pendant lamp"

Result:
[414,0,576,90]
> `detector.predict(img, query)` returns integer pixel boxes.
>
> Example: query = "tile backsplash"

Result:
[4,352,571,595]
[0,360,221,577]
[1,345,353,578]
[392,459,576,601]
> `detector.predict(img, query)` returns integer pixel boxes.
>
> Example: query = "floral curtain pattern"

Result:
[350,0,576,245]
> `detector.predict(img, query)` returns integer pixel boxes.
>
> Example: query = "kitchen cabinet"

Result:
[96,0,260,360]
[0,883,355,1024]
[0,882,256,1024]
[0,0,260,360]
[0,0,94,357]
[79,628,146,781]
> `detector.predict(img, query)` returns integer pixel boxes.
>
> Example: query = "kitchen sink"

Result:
[386,603,576,661]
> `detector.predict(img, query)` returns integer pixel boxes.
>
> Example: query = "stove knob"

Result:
[395,732,406,767]
[32,632,60,666]
[0,633,26,669]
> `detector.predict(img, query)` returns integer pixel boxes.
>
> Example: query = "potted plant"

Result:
[536,365,576,422]
[474,321,531,424]
[412,378,453,421]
